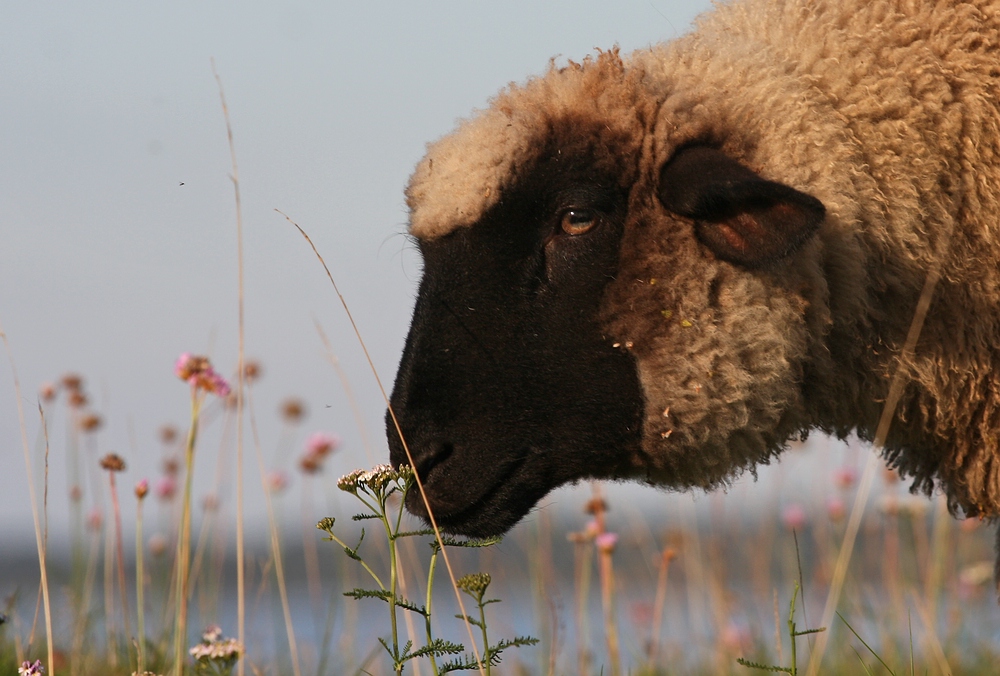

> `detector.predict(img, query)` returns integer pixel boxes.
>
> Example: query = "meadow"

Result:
[3,359,999,675]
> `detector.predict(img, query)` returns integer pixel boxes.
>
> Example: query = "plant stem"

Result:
[136,496,146,675]
[109,471,133,664]
[425,547,440,676]
[173,389,201,676]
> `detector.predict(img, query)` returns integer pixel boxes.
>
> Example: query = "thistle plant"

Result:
[317,464,537,675]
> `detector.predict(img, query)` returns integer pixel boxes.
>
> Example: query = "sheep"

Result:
[385,0,1000,557]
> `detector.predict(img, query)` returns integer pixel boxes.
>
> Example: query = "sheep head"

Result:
[387,51,827,537]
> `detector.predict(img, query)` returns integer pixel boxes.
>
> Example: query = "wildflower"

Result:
[202,624,223,643]
[38,382,57,402]
[147,533,169,557]
[100,453,126,472]
[69,485,82,502]
[155,476,177,501]
[174,353,231,397]
[781,503,807,530]
[163,457,180,475]
[86,507,103,531]
[457,572,491,594]
[18,660,45,675]
[595,531,619,553]
[135,479,149,499]
[79,413,103,432]
[243,360,262,382]
[61,373,83,391]
[266,470,289,494]
[882,467,900,484]
[337,469,366,492]
[832,465,858,490]
[68,391,88,408]
[189,625,243,669]
[316,516,336,532]
[306,432,340,457]
[160,425,178,444]
[280,397,307,423]
[583,519,601,539]
[720,621,753,653]
[202,494,219,512]
[299,454,321,474]
[826,496,846,522]
[584,497,608,515]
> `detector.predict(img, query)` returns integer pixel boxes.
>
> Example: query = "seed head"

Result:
[79,413,103,432]
[316,517,336,532]
[100,453,126,472]
[134,479,149,499]
[68,391,88,408]
[38,382,57,402]
[280,397,307,423]
[243,360,262,382]
[61,373,83,391]
[159,425,178,444]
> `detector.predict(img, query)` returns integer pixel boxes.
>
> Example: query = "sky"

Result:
[4,0,873,551]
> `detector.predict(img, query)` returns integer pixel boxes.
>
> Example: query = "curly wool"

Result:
[406,0,1000,518]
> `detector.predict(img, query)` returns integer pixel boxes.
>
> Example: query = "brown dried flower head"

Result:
[61,373,83,391]
[243,360,262,382]
[68,391,88,409]
[280,398,307,423]
[159,425,178,444]
[79,413,103,432]
[584,497,608,515]
[100,453,126,472]
[39,382,57,402]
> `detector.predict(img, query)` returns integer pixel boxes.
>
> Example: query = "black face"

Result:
[387,160,645,537]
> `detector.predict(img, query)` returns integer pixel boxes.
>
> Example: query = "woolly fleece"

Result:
[405,0,1000,519]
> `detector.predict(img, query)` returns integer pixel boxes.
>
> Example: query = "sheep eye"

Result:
[560,209,597,235]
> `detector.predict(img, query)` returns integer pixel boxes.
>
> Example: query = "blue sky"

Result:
[1,1,727,544]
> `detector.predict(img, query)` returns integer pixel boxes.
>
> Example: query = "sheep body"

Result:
[391,0,1000,535]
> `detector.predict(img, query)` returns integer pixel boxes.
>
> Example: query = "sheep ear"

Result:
[657,146,825,268]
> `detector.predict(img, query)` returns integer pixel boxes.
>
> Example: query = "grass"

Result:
[2,375,999,675]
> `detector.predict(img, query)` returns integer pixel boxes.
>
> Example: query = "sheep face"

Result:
[388,54,826,537]
[388,143,646,537]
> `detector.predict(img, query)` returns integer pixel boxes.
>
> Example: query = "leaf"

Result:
[393,528,436,539]
[405,639,464,660]
[837,612,897,676]
[344,588,392,603]
[735,657,793,673]
[352,514,381,521]
[792,627,826,636]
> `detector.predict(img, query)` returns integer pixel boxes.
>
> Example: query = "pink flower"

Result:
[267,470,289,494]
[86,507,103,532]
[826,496,846,522]
[595,531,619,553]
[19,659,45,675]
[720,621,753,653]
[832,465,858,490]
[155,476,177,501]
[134,479,149,499]
[305,432,340,458]
[174,353,231,397]
[781,504,807,530]
[148,532,169,557]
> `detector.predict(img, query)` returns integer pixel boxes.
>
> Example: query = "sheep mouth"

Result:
[403,447,537,538]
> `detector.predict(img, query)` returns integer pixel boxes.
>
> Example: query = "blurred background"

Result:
[1,0,714,545]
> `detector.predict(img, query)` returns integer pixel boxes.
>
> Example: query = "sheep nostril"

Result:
[413,441,453,481]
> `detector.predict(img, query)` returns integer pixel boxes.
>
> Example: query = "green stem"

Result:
[173,389,201,676]
[425,547,440,675]
[383,493,402,672]
[477,593,490,676]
